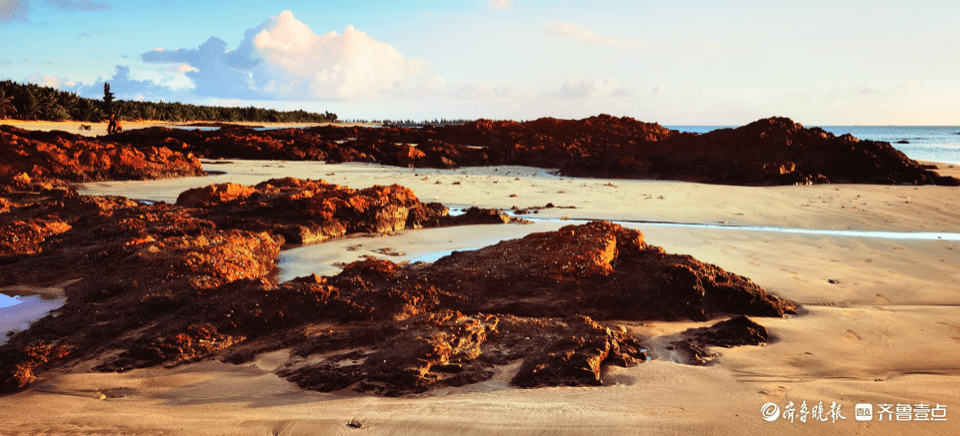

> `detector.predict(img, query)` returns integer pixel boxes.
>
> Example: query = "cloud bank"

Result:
[143,10,440,101]
[546,22,646,47]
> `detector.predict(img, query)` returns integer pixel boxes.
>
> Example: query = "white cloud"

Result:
[652,84,668,95]
[488,0,511,11]
[142,10,441,101]
[546,22,646,47]
[556,78,632,99]
[27,72,75,89]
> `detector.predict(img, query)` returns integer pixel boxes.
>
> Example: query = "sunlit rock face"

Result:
[0,125,204,186]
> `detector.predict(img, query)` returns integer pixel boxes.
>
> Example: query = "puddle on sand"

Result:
[0,287,67,345]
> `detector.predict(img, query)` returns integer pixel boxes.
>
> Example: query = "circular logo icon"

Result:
[761,402,781,422]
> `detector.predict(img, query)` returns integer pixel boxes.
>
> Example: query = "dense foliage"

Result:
[0,80,337,123]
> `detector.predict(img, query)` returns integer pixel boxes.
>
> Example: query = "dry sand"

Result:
[0,119,378,138]
[3,143,960,433]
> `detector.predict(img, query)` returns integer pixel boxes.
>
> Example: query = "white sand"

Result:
[4,157,960,433]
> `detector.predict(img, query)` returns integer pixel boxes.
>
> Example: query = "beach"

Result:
[0,120,379,138]
[1,123,959,434]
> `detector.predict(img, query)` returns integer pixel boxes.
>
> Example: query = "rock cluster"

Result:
[103,115,960,186]
[6,115,952,186]
[0,116,818,395]
[0,182,794,394]
[0,125,204,188]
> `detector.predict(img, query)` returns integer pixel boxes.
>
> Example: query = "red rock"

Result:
[0,343,70,391]
[176,183,256,207]
[0,186,793,396]
[0,218,71,256]
[144,115,960,186]
[395,146,425,167]
[0,125,204,185]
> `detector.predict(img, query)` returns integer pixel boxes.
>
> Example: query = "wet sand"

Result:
[3,158,960,433]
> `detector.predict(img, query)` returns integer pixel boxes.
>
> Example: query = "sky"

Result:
[2,0,959,125]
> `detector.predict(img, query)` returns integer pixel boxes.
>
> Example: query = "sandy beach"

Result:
[2,126,959,434]
[0,119,380,138]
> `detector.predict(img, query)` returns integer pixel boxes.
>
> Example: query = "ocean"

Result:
[667,125,960,165]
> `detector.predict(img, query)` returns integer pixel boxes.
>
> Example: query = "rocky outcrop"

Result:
[667,315,771,365]
[588,117,959,186]
[99,115,958,186]
[0,125,204,184]
[0,180,522,391]
[7,116,952,187]
[1,188,793,394]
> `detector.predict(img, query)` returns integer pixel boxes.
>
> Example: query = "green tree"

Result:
[0,90,16,119]
[19,89,39,120]
[103,82,115,114]
[38,93,68,121]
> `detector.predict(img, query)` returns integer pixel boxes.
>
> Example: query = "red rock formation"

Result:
[107,115,960,186]
[0,184,792,394]
[0,125,204,183]
[7,116,955,187]
[667,315,771,365]
[0,218,71,256]
[175,183,256,207]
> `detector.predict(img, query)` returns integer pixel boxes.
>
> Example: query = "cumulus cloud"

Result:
[556,78,632,98]
[488,0,511,11]
[34,65,184,102]
[27,72,76,89]
[546,22,646,47]
[142,10,440,101]
[45,0,109,11]
[1,0,29,21]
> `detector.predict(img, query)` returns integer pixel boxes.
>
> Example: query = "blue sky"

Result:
[2,0,959,125]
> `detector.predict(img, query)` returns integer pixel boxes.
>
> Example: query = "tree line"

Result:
[0,80,337,123]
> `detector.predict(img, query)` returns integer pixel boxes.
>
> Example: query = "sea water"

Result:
[666,125,960,165]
